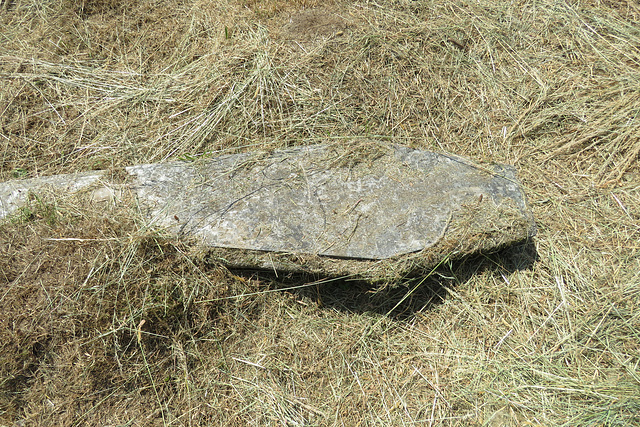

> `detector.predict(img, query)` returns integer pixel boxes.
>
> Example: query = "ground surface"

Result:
[1,0,640,425]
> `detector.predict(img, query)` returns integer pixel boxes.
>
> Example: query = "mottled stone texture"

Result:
[1,143,536,282]
[0,171,104,219]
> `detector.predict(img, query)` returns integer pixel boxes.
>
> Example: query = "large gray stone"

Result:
[0,143,536,283]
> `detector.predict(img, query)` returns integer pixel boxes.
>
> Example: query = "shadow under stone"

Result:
[227,239,538,320]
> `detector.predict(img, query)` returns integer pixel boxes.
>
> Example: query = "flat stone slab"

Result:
[0,143,535,283]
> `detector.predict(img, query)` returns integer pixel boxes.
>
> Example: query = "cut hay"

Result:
[1,0,639,425]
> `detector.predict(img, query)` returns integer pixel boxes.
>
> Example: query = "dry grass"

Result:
[1,0,639,425]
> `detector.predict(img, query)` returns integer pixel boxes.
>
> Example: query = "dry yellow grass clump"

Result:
[1,0,639,425]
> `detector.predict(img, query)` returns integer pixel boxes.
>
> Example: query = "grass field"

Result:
[1,0,640,425]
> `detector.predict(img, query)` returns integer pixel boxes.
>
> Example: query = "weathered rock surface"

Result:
[0,171,105,219]
[0,143,536,283]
